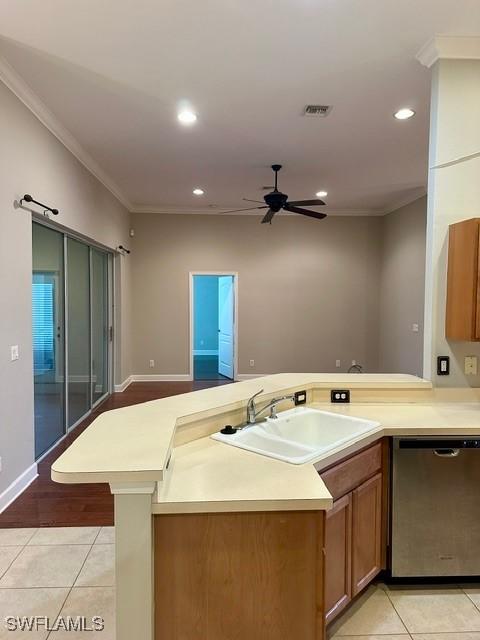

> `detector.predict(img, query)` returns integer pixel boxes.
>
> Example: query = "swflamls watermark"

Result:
[4,616,105,632]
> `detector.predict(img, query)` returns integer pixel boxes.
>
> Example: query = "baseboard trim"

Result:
[0,463,38,514]
[193,350,219,356]
[114,375,134,392]
[132,374,193,382]
[236,374,268,380]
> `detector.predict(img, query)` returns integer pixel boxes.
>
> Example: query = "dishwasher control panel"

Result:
[398,438,480,449]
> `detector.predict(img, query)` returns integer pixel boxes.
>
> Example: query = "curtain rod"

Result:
[20,194,59,216]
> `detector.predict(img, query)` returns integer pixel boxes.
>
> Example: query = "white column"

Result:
[418,37,480,386]
[110,482,156,640]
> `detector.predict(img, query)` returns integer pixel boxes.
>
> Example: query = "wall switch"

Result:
[149,359,155,368]
[331,389,350,403]
[437,356,450,376]
[249,359,255,367]
[10,345,19,361]
[335,359,341,368]
[412,323,419,333]
[465,356,478,376]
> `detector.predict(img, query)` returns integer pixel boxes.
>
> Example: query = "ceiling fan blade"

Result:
[283,204,327,220]
[261,209,276,224]
[243,198,265,204]
[219,205,268,214]
[287,199,326,206]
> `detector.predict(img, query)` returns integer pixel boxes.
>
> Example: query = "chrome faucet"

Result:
[244,388,295,426]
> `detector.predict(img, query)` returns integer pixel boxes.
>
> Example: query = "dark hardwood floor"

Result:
[0,380,232,528]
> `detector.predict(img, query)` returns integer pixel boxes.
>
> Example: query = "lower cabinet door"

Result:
[324,493,352,623]
[352,472,383,596]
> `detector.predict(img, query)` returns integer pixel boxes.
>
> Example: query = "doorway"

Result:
[190,273,237,381]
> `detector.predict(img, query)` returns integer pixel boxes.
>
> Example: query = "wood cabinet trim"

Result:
[320,441,382,501]
[324,493,352,623]
[351,472,383,596]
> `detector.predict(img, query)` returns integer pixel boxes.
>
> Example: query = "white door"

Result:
[218,276,234,379]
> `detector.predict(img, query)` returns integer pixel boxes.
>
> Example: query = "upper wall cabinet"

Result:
[446,218,480,341]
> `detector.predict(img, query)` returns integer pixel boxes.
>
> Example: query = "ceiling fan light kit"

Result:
[221,165,327,225]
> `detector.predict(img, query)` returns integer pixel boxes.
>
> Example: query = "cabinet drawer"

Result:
[320,441,382,501]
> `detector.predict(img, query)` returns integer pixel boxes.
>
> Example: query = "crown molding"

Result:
[382,190,427,216]
[0,54,133,211]
[417,36,480,68]
[131,205,384,216]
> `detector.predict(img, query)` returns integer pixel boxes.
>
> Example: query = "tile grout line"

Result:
[381,584,414,636]
[462,586,480,615]
[383,583,480,636]
[45,538,96,640]
[0,545,25,581]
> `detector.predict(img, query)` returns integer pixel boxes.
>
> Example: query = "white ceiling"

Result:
[0,0,479,214]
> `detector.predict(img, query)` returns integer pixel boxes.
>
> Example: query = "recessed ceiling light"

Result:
[193,188,204,196]
[316,190,328,197]
[394,108,415,120]
[178,109,197,124]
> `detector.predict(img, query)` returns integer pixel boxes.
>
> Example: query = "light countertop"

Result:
[50,372,480,515]
[51,373,430,485]
[152,401,480,514]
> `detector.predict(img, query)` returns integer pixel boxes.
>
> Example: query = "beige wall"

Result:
[378,197,427,376]
[0,79,132,498]
[424,59,480,387]
[131,213,383,376]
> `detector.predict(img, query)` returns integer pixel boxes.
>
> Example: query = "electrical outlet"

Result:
[10,345,19,361]
[331,389,350,403]
[149,359,155,368]
[335,359,341,368]
[412,323,419,333]
[465,356,478,376]
[294,390,307,405]
[437,356,450,376]
[249,359,255,367]
[351,360,356,366]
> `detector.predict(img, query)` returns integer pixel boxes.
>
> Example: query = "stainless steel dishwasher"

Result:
[392,436,480,577]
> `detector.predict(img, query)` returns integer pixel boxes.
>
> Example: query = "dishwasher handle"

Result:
[434,448,460,458]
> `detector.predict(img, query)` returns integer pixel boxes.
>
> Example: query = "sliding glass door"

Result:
[91,249,109,405]
[32,224,65,458]
[67,238,91,427]
[32,222,113,459]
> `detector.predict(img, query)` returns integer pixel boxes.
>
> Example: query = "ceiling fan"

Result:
[221,164,327,224]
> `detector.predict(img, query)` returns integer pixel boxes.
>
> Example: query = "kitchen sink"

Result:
[211,406,380,464]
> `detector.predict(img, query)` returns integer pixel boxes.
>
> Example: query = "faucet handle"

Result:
[249,388,264,402]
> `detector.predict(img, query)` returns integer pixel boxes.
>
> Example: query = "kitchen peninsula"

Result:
[52,373,480,640]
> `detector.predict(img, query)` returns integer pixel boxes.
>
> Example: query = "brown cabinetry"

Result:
[322,441,386,624]
[446,218,480,341]
[352,473,382,595]
[324,494,352,623]
[154,511,325,640]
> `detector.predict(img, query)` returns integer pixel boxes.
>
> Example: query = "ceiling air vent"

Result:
[304,104,332,117]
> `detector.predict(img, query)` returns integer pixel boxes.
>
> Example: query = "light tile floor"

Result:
[329,583,480,640]
[2,527,480,640]
[0,526,115,640]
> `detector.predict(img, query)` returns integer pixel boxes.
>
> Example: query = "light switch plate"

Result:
[465,356,478,376]
[10,345,19,361]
